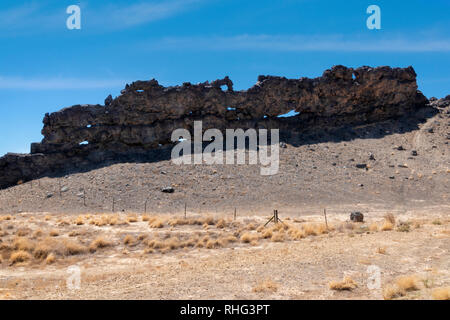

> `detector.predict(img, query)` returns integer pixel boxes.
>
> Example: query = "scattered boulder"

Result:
[161,186,174,193]
[356,163,367,169]
[411,150,418,156]
[350,211,364,222]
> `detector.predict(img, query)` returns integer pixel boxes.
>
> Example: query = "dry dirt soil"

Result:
[0,105,448,300]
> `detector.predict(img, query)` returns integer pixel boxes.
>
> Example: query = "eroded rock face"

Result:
[0,65,432,189]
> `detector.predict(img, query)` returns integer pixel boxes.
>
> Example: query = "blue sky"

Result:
[1,0,449,156]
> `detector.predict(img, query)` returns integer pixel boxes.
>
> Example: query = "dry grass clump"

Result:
[89,237,112,252]
[215,219,227,229]
[383,275,421,300]
[303,223,328,236]
[395,275,420,291]
[13,237,35,252]
[376,247,387,254]
[270,232,285,242]
[142,215,151,222]
[10,250,32,264]
[63,239,88,256]
[123,235,136,246]
[252,279,279,293]
[49,230,59,237]
[75,216,84,225]
[240,232,259,243]
[384,213,396,224]
[432,287,450,300]
[0,215,12,221]
[261,229,273,239]
[127,214,138,223]
[383,284,405,300]
[287,226,306,240]
[381,220,394,231]
[329,276,358,291]
[205,239,221,249]
[203,216,216,226]
[432,219,442,225]
[148,217,165,228]
[45,253,56,264]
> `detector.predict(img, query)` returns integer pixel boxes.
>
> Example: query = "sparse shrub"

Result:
[262,229,273,239]
[240,232,259,243]
[89,237,112,252]
[142,215,151,222]
[64,240,88,255]
[34,240,53,259]
[432,220,442,225]
[45,253,56,264]
[206,239,220,249]
[203,216,215,226]
[246,223,257,231]
[75,216,84,225]
[289,228,306,240]
[13,237,35,252]
[432,287,450,300]
[149,218,164,228]
[123,235,136,246]
[329,276,358,291]
[127,215,138,223]
[215,219,227,229]
[303,223,317,236]
[383,284,405,300]
[49,230,59,237]
[396,275,420,291]
[10,250,32,264]
[166,237,181,250]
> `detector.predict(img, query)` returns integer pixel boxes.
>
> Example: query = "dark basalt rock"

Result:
[0,65,436,189]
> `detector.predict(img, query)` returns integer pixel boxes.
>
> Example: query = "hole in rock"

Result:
[277,110,300,118]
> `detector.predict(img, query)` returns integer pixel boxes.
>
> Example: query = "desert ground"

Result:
[0,102,448,300]
[0,208,449,300]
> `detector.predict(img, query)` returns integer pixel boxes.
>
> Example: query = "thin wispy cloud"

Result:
[0,0,208,36]
[145,34,450,52]
[0,76,127,90]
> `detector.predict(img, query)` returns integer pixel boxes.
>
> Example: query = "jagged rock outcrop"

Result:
[0,65,433,189]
